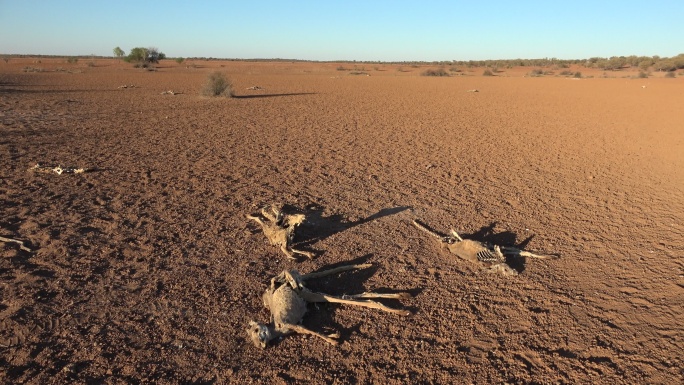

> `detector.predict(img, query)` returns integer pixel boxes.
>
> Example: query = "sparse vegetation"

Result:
[2,57,9,64]
[664,71,675,78]
[422,67,449,77]
[202,72,233,97]
[573,72,582,78]
[482,69,494,76]
[175,57,185,65]
[113,46,125,60]
[529,68,544,77]
[124,47,166,68]
[67,57,78,64]
[637,71,649,78]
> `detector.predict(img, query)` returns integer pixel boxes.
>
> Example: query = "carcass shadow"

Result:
[302,254,419,344]
[415,220,552,274]
[461,222,536,273]
[232,92,316,99]
[291,204,412,254]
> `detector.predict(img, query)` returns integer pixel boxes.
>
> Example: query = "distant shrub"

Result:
[559,70,573,76]
[87,61,96,67]
[482,69,494,76]
[349,71,369,75]
[175,57,185,65]
[202,72,233,97]
[573,72,582,78]
[449,66,461,72]
[336,66,349,71]
[67,57,78,64]
[22,66,43,72]
[2,57,9,64]
[664,71,675,78]
[422,67,450,77]
[113,46,125,60]
[637,71,648,78]
[529,68,543,77]
[125,47,165,67]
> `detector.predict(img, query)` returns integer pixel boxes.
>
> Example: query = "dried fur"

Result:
[246,204,313,260]
[247,264,411,348]
[412,219,557,276]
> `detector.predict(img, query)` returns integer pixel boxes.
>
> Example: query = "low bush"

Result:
[637,71,649,78]
[422,68,450,77]
[664,71,675,78]
[529,68,544,77]
[482,69,494,76]
[202,72,233,97]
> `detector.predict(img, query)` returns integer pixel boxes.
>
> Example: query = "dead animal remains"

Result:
[246,204,314,260]
[29,163,85,175]
[247,263,411,347]
[412,219,557,276]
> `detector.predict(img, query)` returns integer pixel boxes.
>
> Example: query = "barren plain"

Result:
[1,58,683,384]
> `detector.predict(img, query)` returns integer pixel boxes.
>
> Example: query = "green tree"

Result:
[113,46,125,60]
[175,57,185,65]
[654,60,676,72]
[638,60,652,71]
[124,47,148,63]
[147,47,165,62]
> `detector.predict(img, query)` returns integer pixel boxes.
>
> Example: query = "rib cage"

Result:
[476,248,504,263]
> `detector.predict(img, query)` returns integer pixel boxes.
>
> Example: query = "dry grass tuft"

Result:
[202,72,234,97]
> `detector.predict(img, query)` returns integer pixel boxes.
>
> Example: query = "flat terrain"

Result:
[1,58,683,384]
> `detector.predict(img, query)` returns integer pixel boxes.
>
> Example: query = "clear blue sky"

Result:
[1,0,682,61]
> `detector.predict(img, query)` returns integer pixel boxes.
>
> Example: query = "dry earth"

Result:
[1,58,683,384]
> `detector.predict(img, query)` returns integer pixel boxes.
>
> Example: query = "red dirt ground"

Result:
[1,58,683,384]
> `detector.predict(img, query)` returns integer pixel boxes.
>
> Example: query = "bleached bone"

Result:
[247,264,411,348]
[29,163,85,175]
[246,204,314,260]
[412,219,557,276]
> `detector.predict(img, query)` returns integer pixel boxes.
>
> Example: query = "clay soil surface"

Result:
[1,58,683,384]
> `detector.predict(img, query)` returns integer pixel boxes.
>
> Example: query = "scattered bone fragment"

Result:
[0,235,32,253]
[246,204,314,260]
[247,264,411,348]
[412,219,557,276]
[29,163,85,175]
